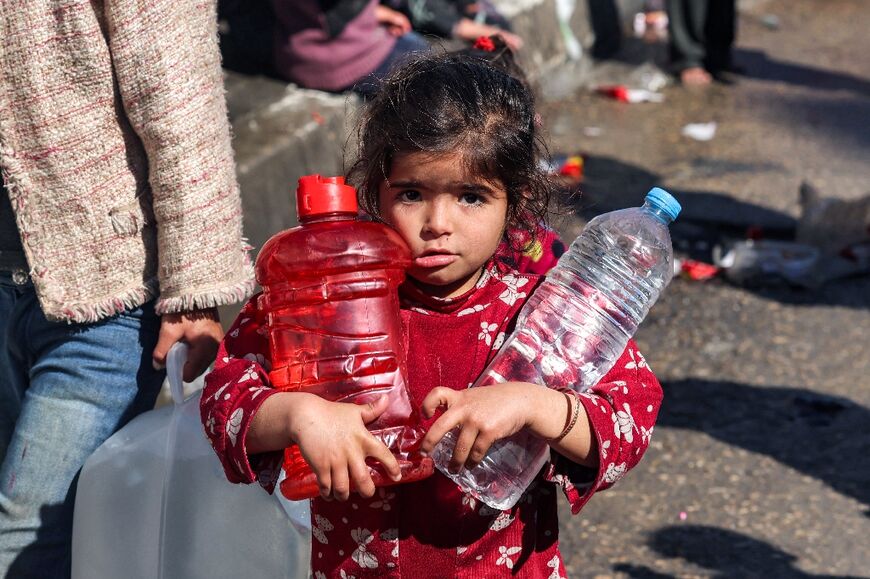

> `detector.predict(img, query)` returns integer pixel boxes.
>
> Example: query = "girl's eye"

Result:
[397,190,421,203]
[460,192,485,206]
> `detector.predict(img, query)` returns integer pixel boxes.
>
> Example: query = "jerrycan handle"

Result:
[166,342,190,406]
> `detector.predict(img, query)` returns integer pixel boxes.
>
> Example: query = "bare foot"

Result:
[680,67,712,86]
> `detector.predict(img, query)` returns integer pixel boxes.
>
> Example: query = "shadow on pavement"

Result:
[657,379,870,513]
[755,90,870,151]
[614,525,865,578]
[736,48,870,98]
[574,154,796,232]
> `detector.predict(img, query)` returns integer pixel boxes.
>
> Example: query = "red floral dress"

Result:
[201,263,663,578]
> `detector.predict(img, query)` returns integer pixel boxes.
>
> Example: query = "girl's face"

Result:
[378,150,509,299]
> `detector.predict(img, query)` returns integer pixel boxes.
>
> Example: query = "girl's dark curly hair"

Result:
[348,46,551,251]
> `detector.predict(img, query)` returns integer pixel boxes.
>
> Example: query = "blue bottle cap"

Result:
[645,187,681,222]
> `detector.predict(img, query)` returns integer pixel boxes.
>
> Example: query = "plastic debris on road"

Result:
[761,14,781,30]
[675,258,721,281]
[713,240,820,287]
[583,126,603,138]
[544,154,586,185]
[682,122,718,141]
[558,155,584,181]
[597,85,665,103]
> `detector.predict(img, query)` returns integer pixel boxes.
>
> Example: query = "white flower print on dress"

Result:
[547,555,565,579]
[248,384,269,400]
[351,528,378,569]
[609,380,629,395]
[315,572,327,579]
[237,365,258,383]
[312,514,334,545]
[624,349,648,371]
[599,439,611,460]
[243,352,271,372]
[498,274,529,306]
[496,545,522,569]
[615,402,636,443]
[492,331,505,351]
[205,413,216,436]
[603,461,627,484]
[489,511,514,532]
[369,488,395,511]
[640,425,654,445]
[478,322,498,346]
[462,493,477,511]
[211,381,231,402]
[226,408,243,446]
[340,570,356,579]
[457,303,490,317]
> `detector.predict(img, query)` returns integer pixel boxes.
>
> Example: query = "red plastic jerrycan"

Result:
[255,175,434,500]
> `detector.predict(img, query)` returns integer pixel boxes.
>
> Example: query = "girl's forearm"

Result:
[247,392,308,454]
[525,386,599,468]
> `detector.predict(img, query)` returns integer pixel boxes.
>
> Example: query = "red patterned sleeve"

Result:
[200,294,283,493]
[543,339,663,514]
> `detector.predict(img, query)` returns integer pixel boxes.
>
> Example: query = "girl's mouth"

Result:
[414,253,458,268]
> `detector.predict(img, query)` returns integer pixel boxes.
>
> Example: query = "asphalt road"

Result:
[543,0,870,576]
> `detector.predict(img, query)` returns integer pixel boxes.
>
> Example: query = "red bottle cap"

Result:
[296,175,358,221]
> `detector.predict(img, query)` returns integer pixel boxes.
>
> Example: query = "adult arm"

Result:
[102,0,254,377]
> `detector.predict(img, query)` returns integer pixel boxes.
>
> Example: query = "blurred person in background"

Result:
[667,0,737,85]
[381,0,523,51]
[272,0,430,95]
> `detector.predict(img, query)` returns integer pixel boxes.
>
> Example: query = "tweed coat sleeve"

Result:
[102,0,254,313]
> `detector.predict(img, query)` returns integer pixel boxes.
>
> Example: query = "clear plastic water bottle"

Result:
[431,187,681,510]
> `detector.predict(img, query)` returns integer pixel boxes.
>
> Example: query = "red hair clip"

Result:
[473,36,496,52]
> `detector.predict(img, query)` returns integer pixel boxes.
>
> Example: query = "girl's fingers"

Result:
[449,425,479,474]
[330,463,351,501]
[421,387,458,418]
[349,459,377,499]
[316,466,333,500]
[365,436,403,482]
[466,433,494,469]
[420,406,463,453]
[359,394,391,424]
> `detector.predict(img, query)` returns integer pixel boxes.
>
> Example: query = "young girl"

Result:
[201,50,662,578]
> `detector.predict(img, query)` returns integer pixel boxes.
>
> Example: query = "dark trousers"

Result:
[666,0,735,73]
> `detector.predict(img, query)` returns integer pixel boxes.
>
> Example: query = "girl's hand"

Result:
[292,394,403,500]
[251,392,402,501]
[419,383,539,473]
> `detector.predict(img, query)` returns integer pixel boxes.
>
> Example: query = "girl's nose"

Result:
[422,200,453,238]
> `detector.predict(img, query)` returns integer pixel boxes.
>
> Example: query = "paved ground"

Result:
[545,0,870,577]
